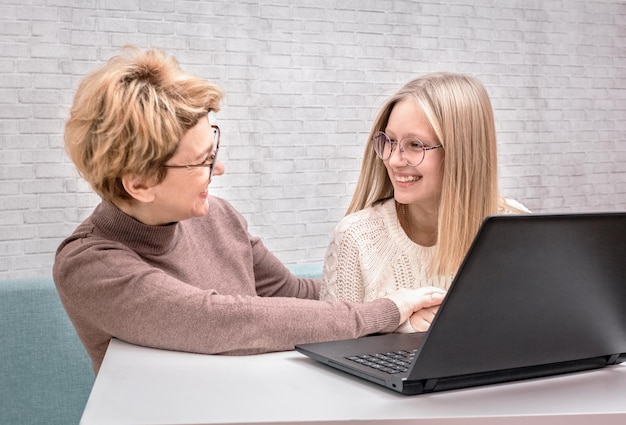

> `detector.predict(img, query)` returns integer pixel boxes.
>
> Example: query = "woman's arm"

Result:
[320,221,366,303]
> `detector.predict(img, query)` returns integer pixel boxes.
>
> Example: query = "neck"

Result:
[113,199,167,226]
[396,201,438,246]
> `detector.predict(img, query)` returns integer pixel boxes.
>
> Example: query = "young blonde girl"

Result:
[321,73,528,331]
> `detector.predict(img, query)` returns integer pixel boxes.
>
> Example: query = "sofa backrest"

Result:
[0,266,320,424]
[287,263,323,279]
[0,278,94,425]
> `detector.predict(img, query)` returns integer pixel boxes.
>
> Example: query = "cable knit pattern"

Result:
[321,200,451,304]
[321,198,529,305]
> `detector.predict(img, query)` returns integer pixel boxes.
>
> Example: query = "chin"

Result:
[393,193,417,205]
[192,202,210,217]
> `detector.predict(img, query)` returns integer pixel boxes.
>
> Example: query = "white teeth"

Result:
[396,175,418,183]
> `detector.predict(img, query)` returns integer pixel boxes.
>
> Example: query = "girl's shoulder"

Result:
[334,199,394,234]
[499,197,531,214]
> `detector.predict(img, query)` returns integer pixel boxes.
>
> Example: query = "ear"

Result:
[120,173,157,203]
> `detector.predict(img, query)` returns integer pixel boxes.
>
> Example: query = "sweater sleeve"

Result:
[53,220,399,374]
[248,228,321,300]
[320,216,366,303]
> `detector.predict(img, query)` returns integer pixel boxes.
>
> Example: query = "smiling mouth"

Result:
[396,175,420,183]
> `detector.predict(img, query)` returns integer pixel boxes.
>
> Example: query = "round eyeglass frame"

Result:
[372,131,443,167]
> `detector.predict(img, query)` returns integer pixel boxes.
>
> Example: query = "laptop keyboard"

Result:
[345,349,417,374]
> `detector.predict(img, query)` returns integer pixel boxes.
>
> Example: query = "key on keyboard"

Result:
[345,349,417,374]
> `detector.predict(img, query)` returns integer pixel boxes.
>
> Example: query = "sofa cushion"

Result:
[0,278,94,425]
[287,263,323,279]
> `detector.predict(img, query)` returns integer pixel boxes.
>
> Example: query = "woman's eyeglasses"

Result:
[162,125,221,180]
[373,131,442,167]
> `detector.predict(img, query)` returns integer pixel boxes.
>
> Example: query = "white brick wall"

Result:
[0,0,624,279]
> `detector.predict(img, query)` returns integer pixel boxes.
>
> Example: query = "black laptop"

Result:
[296,212,626,395]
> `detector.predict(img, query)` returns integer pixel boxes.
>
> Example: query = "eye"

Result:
[201,153,214,166]
[407,140,424,151]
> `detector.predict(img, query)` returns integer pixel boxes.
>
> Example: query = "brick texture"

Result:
[0,0,624,279]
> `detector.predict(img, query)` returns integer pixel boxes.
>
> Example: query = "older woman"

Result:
[54,46,444,374]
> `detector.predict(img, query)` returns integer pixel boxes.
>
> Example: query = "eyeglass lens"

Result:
[373,131,426,166]
[209,125,220,179]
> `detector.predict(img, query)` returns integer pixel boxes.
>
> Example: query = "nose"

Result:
[212,160,225,177]
[387,144,408,167]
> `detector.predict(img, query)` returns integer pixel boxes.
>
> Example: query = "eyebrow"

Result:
[386,130,437,145]
[191,143,214,162]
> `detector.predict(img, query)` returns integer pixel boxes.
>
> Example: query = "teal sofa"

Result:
[0,277,94,425]
[0,264,322,425]
[286,262,323,279]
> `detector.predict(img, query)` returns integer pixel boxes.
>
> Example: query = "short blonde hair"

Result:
[64,46,224,204]
[348,73,502,276]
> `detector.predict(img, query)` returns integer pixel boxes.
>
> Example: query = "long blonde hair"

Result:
[348,73,501,276]
[65,46,224,204]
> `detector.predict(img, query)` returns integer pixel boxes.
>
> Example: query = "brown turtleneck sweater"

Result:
[53,197,399,374]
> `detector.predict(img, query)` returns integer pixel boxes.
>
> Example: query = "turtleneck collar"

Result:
[91,202,179,255]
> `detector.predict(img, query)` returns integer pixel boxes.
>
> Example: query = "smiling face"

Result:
[119,116,225,226]
[150,116,224,224]
[383,97,445,213]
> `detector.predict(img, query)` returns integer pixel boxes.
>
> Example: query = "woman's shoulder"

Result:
[334,199,393,234]
[206,195,237,213]
[499,197,531,214]
[203,195,246,223]
[184,196,251,239]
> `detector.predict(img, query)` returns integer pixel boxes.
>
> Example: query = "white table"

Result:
[81,338,626,425]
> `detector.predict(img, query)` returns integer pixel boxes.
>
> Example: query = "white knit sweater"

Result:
[320,198,529,306]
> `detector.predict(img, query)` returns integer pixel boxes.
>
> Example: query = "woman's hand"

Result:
[408,305,440,332]
[385,286,446,326]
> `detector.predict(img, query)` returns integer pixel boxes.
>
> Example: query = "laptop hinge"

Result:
[423,378,438,392]
[606,354,620,365]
